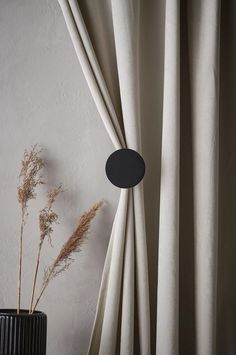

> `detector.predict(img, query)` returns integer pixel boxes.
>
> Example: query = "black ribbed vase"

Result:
[0,309,47,355]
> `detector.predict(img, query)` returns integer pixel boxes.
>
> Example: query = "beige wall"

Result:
[0,1,119,354]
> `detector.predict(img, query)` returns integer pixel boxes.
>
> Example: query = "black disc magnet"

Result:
[105,148,145,188]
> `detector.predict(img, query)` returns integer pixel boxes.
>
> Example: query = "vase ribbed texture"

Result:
[0,310,47,355]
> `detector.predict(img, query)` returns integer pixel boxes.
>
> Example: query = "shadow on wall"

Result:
[217,1,236,354]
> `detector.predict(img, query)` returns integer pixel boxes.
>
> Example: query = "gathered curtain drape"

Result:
[57,0,234,354]
[57,1,150,354]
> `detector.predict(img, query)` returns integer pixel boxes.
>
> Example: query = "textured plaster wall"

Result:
[0,1,119,354]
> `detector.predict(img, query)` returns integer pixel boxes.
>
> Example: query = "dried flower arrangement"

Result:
[16,145,102,314]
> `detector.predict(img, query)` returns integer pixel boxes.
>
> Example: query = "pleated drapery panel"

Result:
[57,0,227,354]
[157,0,220,354]
[57,0,151,354]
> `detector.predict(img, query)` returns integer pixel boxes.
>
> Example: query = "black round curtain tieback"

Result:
[105,148,145,188]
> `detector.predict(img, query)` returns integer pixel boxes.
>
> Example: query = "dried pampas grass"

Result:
[16,145,103,314]
[39,185,63,245]
[29,186,63,314]
[17,145,44,314]
[17,144,44,210]
[31,201,103,313]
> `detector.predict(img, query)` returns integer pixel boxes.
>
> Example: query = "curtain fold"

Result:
[187,1,220,353]
[156,0,180,354]
[57,0,224,354]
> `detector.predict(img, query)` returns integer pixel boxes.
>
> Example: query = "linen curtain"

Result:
[57,1,150,354]
[57,0,236,354]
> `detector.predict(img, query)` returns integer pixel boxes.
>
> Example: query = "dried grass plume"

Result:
[32,201,103,312]
[39,185,63,245]
[18,144,44,211]
[29,185,63,313]
[17,145,44,314]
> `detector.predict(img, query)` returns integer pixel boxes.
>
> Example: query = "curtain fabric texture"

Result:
[57,0,235,354]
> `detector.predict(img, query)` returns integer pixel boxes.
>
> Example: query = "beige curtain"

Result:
[57,0,236,354]
[57,1,150,354]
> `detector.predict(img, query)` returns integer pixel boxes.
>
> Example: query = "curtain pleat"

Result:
[57,0,150,354]
[120,191,134,355]
[187,1,220,354]
[156,0,180,354]
[98,189,129,355]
